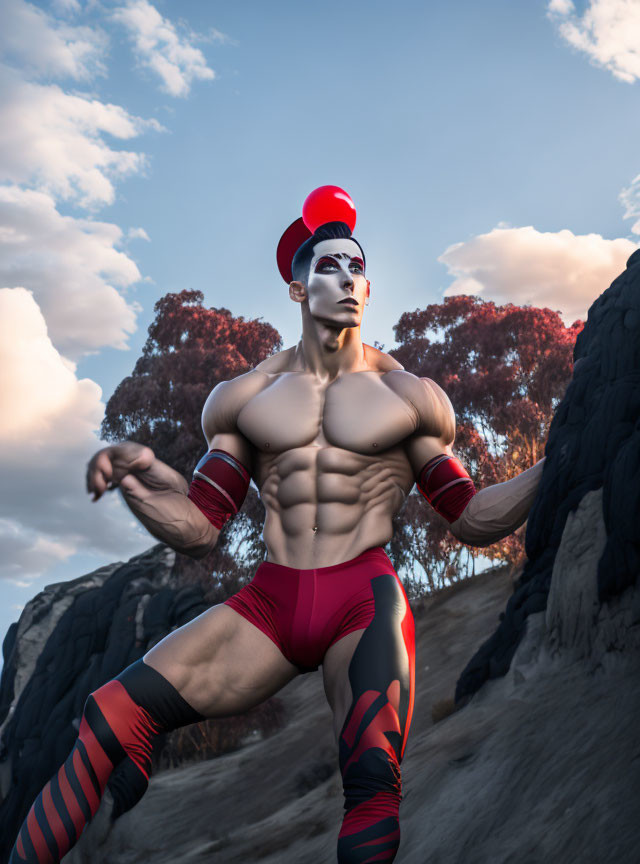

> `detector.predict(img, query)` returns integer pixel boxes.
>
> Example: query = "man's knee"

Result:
[341,745,402,804]
[81,659,205,781]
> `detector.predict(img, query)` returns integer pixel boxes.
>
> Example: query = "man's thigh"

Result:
[322,629,366,740]
[322,572,415,748]
[143,603,300,718]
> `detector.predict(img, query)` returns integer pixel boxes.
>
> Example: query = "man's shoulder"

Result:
[202,368,273,437]
[380,369,456,443]
[363,343,404,374]
[201,347,298,436]
[211,346,295,400]
[254,346,297,374]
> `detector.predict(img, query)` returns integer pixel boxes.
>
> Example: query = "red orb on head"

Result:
[302,185,356,233]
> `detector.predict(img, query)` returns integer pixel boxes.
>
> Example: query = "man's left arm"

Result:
[405,377,545,548]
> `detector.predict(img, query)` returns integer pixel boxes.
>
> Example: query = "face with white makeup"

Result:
[289,238,370,328]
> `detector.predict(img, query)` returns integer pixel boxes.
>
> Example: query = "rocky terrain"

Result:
[55,550,638,864]
[4,541,639,863]
[456,248,640,703]
[0,545,214,857]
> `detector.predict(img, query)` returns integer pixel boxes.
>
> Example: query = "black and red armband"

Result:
[187,449,250,529]
[417,454,477,523]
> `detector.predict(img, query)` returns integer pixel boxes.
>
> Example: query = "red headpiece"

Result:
[276,185,357,283]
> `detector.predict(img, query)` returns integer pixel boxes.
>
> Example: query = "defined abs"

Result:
[259,446,408,566]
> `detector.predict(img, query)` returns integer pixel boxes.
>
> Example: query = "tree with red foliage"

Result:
[101,290,282,589]
[389,295,582,588]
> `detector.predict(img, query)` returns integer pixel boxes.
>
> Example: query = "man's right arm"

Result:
[86,442,220,559]
[87,375,257,559]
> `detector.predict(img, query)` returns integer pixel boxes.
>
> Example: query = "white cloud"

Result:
[0,286,104,440]
[128,226,150,241]
[52,0,83,14]
[547,0,640,83]
[207,27,233,45]
[0,185,142,358]
[619,173,640,235]
[1,521,76,585]
[113,0,215,97]
[0,65,161,207]
[0,288,153,583]
[0,0,106,81]
[439,225,637,324]
[0,2,179,592]
[0,6,161,357]
[548,0,575,14]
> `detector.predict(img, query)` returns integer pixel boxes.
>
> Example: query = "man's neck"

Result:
[296,308,368,380]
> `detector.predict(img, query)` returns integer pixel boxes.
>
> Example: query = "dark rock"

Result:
[455,249,640,705]
[0,544,211,859]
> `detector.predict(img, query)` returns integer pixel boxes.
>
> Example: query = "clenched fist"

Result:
[86,442,155,502]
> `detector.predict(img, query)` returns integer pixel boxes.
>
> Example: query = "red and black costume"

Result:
[226,548,415,863]
[417,453,477,522]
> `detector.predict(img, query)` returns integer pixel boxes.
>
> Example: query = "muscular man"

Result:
[11,188,544,864]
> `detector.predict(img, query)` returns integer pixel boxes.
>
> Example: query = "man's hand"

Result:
[86,442,214,556]
[86,442,155,502]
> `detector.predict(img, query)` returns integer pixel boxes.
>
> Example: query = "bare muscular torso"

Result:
[204,342,455,568]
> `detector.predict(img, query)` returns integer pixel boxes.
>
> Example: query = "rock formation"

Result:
[0,545,211,859]
[455,248,640,703]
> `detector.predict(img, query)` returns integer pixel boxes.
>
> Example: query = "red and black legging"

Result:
[9,660,203,863]
[336,572,415,863]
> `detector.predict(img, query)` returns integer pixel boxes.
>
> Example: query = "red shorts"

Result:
[224,547,407,672]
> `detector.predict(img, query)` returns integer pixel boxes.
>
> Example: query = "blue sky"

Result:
[1,0,639,651]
